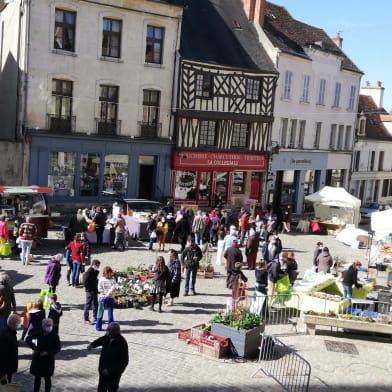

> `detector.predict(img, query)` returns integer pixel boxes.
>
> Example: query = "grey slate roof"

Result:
[263,2,362,74]
[180,0,277,73]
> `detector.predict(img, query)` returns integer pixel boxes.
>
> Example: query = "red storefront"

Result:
[171,150,268,208]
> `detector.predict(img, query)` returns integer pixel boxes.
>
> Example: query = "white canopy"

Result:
[305,186,361,226]
[371,209,392,239]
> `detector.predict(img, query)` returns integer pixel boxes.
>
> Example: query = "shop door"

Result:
[139,165,154,199]
[250,172,261,200]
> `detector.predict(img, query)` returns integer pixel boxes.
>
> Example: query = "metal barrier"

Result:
[259,293,301,333]
[253,334,311,392]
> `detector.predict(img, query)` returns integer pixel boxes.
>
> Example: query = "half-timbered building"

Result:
[171,0,278,209]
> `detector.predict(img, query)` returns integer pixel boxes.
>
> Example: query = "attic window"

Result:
[233,20,242,30]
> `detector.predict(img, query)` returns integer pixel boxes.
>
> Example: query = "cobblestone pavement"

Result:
[2,230,392,391]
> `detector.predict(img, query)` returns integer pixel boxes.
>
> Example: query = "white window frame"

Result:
[300,75,310,103]
[333,82,341,107]
[283,70,292,100]
[348,85,356,110]
[317,78,326,105]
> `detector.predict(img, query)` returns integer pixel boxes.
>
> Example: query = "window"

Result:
[382,179,389,197]
[145,26,164,64]
[344,125,352,150]
[141,90,160,137]
[195,73,213,98]
[300,75,310,103]
[199,120,216,146]
[333,82,341,107]
[98,85,119,135]
[329,124,337,149]
[317,78,326,105]
[348,85,356,110]
[50,79,73,131]
[283,70,292,100]
[337,125,344,150]
[80,153,100,196]
[358,118,366,135]
[246,78,261,101]
[233,172,245,193]
[304,170,314,196]
[280,118,288,148]
[102,18,121,58]
[288,119,297,148]
[54,9,76,52]
[48,152,76,197]
[232,123,248,148]
[314,122,321,148]
[103,155,128,196]
[174,171,196,200]
[353,151,360,171]
[281,171,296,204]
[298,120,305,148]
[369,151,375,171]
[378,151,384,171]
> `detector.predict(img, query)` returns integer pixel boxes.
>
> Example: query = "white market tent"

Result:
[371,209,392,238]
[304,186,361,226]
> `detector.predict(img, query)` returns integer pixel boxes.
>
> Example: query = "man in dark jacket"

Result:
[223,239,243,288]
[267,255,287,296]
[0,314,21,383]
[93,207,107,248]
[87,322,129,392]
[84,259,101,325]
[181,239,202,296]
[173,216,190,252]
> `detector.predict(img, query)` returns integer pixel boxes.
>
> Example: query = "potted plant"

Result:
[210,305,264,358]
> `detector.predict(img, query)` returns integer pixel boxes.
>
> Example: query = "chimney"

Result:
[360,81,385,109]
[332,32,343,49]
[244,0,266,25]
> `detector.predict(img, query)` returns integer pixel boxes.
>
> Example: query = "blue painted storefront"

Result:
[28,132,173,206]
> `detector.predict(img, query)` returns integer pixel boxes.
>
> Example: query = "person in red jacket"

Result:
[65,234,84,288]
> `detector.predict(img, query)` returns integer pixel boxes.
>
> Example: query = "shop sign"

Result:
[173,151,268,171]
[291,159,312,164]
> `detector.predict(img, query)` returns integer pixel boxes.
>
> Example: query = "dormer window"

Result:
[358,112,366,136]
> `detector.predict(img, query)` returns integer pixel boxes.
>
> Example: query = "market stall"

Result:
[304,186,361,229]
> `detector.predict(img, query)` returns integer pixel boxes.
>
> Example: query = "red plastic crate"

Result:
[200,331,229,348]
[198,331,229,358]
[178,329,199,346]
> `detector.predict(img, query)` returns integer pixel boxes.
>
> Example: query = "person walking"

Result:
[84,259,100,325]
[181,238,202,296]
[26,300,46,339]
[261,234,282,263]
[223,239,243,289]
[192,210,205,246]
[18,216,37,265]
[223,225,238,252]
[81,232,92,267]
[156,217,169,252]
[114,214,126,251]
[0,272,16,332]
[173,215,190,252]
[281,205,292,233]
[26,318,61,392]
[245,228,259,270]
[68,209,88,241]
[150,256,169,312]
[343,261,363,300]
[0,216,9,253]
[44,254,62,293]
[96,266,116,331]
[146,214,158,252]
[255,260,268,295]
[65,234,84,288]
[267,254,287,297]
[313,241,323,271]
[286,252,299,285]
[166,249,181,306]
[48,294,62,336]
[316,247,333,273]
[94,207,107,249]
[87,322,129,392]
[0,314,21,384]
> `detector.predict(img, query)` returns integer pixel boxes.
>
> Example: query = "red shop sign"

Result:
[173,151,268,171]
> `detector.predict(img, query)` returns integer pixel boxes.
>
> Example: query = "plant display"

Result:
[211,305,263,330]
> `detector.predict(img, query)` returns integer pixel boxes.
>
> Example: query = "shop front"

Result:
[171,150,268,209]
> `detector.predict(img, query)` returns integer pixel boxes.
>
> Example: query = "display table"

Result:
[319,222,346,234]
[86,229,110,244]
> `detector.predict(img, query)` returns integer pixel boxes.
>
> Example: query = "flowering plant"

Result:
[211,304,263,330]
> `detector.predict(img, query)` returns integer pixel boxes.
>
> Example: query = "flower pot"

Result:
[211,323,264,358]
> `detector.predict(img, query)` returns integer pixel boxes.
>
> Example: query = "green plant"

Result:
[211,307,263,330]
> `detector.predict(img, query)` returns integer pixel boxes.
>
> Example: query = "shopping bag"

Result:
[0,382,20,392]
[39,288,52,309]
[88,222,96,233]
[0,241,12,257]
[150,230,157,239]
[276,275,290,293]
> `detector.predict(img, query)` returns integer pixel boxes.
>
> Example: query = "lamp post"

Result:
[266,141,280,215]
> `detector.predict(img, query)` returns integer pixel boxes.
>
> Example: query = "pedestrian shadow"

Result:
[120,319,173,327]
[168,309,214,315]
[180,302,224,310]
[5,271,33,286]
[120,327,179,334]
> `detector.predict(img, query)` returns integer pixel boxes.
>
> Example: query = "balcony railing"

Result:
[95,118,121,136]
[138,121,162,138]
[46,114,75,133]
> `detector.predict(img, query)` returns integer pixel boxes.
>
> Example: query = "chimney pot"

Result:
[377,81,382,87]
[365,81,370,87]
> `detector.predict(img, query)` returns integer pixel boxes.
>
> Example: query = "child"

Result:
[48,294,63,335]
[255,259,268,295]
[228,261,248,300]
[27,300,46,338]
[17,302,34,341]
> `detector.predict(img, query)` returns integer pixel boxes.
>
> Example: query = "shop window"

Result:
[174,171,196,200]
[215,172,227,197]
[48,152,76,197]
[303,170,314,196]
[195,73,213,98]
[145,25,164,64]
[80,153,100,196]
[199,172,210,200]
[233,171,245,194]
[328,169,342,188]
[102,18,121,58]
[199,120,216,146]
[54,9,76,52]
[281,170,295,204]
[103,155,128,196]
[232,123,248,148]
[245,78,261,101]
